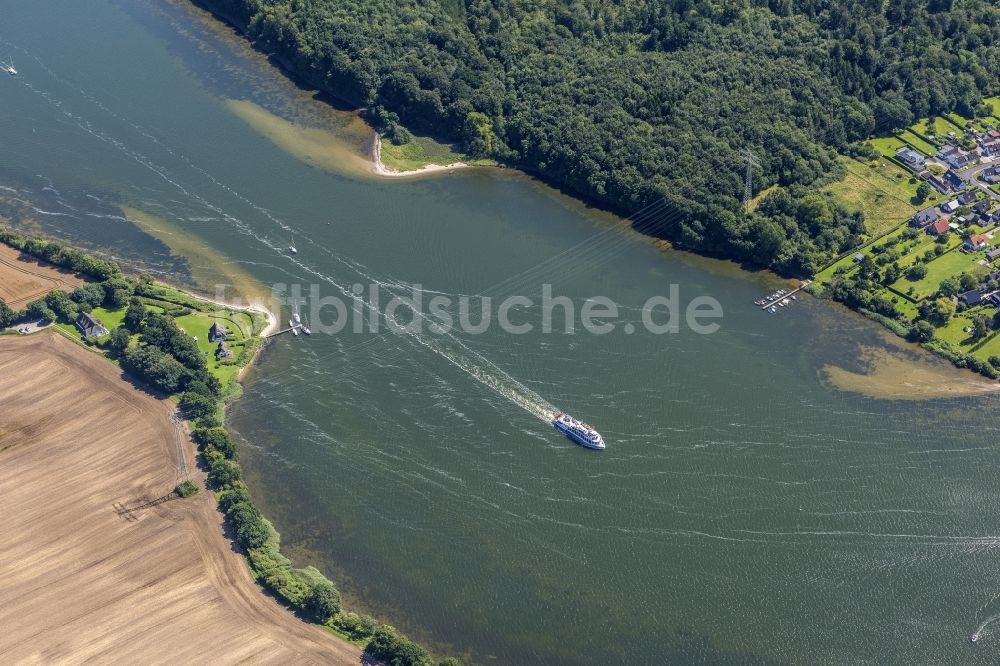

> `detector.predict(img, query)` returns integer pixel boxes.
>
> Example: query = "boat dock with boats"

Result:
[754,280,811,314]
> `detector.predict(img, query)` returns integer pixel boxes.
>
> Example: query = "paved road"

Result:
[956,160,1000,202]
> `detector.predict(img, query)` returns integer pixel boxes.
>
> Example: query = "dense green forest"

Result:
[197,0,1000,274]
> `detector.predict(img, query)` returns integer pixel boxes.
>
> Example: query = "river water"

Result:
[2,1,1000,663]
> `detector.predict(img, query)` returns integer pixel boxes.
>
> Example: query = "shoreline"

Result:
[175,287,279,338]
[369,131,470,178]
[148,282,279,381]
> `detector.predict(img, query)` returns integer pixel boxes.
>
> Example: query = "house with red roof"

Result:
[964,233,989,251]
[927,219,951,236]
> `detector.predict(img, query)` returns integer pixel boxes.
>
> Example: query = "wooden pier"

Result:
[760,280,811,310]
[265,324,307,338]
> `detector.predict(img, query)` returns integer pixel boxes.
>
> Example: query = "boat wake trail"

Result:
[970,613,1000,644]
[6,40,561,428]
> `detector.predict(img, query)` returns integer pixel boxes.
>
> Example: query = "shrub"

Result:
[180,392,219,421]
[302,575,342,622]
[121,345,187,393]
[70,283,106,308]
[907,320,935,343]
[45,290,79,323]
[24,298,57,323]
[228,501,271,550]
[332,612,379,641]
[365,625,432,666]
[193,427,238,460]
[218,484,252,514]
[123,299,146,332]
[105,326,131,355]
[207,457,242,488]
[175,480,199,497]
[0,298,13,329]
[101,276,134,309]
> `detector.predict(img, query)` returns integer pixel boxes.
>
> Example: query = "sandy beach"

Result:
[370,131,470,178]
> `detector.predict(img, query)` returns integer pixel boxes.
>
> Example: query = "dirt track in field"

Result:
[0,244,87,310]
[0,333,361,664]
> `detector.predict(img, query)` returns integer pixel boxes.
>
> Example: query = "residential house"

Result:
[982,140,1000,158]
[944,170,965,190]
[938,146,976,169]
[208,321,228,343]
[987,247,1000,262]
[216,340,234,359]
[927,175,950,194]
[964,234,989,251]
[895,147,926,170]
[911,207,939,228]
[959,289,982,307]
[927,219,951,236]
[75,312,108,339]
[972,200,991,216]
[937,145,960,160]
[957,191,977,206]
[940,199,960,214]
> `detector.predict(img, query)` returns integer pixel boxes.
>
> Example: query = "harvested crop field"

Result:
[0,243,86,310]
[0,333,360,665]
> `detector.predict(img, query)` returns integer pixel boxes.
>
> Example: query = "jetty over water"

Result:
[265,323,307,338]
[761,280,811,310]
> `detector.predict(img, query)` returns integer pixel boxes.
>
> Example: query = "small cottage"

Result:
[75,312,108,339]
[208,321,227,343]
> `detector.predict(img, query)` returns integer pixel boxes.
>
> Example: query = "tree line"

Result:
[198,0,1000,274]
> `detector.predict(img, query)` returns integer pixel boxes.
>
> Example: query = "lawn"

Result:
[911,116,958,141]
[379,133,495,172]
[815,225,923,282]
[89,306,127,331]
[934,312,980,349]
[868,136,908,160]
[891,244,980,301]
[898,130,936,155]
[976,330,1000,359]
[174,311,252,386]
[943,113,976,133]
[822,158,921,237]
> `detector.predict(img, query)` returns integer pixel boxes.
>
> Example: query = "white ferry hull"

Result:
[553,417,606,450]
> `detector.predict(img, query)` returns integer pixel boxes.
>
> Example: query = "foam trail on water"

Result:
[970,613,1000,643]
[11,49,561,426]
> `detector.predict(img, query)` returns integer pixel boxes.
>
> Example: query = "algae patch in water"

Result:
[821,344,1000,400]
[119,204,269,305]
[225,99,374,179]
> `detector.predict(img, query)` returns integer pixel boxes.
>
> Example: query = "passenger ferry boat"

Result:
[552,413,605,450]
